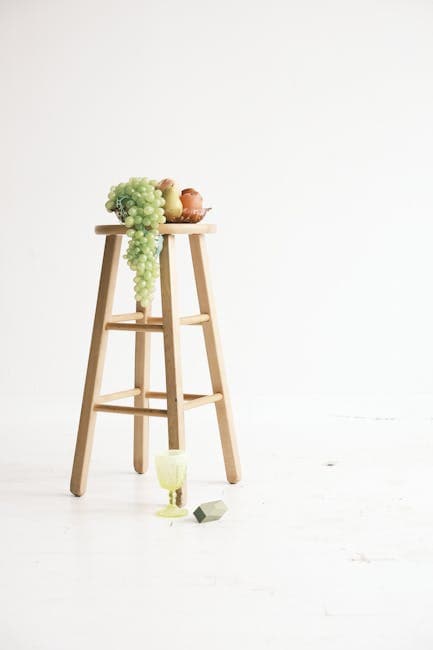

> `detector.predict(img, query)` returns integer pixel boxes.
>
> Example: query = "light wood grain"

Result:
[110,312,144,323]
[160,234,186,506]
[106,322,163,332]
[70,234,122,496]
[183,393,223,410]
[95,224,217,236]
[96,388,141,403]
[189,234,241,483]
[179,314,209,325]
[134,302,152,474]
[144,314,209,326]
[94,404,167,417]
[145,391,205,400]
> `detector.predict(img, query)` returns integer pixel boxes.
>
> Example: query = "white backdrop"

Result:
[3,3,433,649]
[1,0,433,426]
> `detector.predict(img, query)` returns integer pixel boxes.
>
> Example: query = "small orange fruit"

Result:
[180,188,203,212]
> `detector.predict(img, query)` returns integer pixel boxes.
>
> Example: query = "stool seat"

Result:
[95,223,217,236]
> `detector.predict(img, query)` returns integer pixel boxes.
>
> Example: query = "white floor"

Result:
[2,396,433,650]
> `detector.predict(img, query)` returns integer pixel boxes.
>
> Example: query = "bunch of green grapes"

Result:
[105,177,166,307]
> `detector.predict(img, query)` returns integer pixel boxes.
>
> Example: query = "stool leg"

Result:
[70,234,122,496]
[189,234,241,483]
[134,302,151,473]
[160,234,186,506]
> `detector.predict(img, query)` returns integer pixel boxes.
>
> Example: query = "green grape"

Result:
[105,175,166,308]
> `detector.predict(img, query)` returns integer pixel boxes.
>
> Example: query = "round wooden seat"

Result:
[95,223,217,236]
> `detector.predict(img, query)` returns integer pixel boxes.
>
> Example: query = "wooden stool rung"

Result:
[179,314,209,325]
[145,391,206,400]
[110,312,144,322]
[149,313,208,325]
[105,322,164,332]
[94,404,168,418]
[96,388,141,403]
[105,314,209,332]
[183,393,223,410]
[95,390,218,404]
[105,312,209,332]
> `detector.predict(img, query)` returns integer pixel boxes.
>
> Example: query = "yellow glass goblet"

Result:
[155,450,188,518]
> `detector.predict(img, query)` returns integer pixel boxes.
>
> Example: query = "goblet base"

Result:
[156,504,188,518]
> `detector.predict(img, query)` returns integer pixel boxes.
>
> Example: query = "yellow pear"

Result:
[161,180,183,220]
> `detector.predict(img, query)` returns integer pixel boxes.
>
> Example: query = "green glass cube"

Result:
[193,500,228,523]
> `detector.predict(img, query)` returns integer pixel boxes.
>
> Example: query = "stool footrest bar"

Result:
[105,314,209,331]
[179,314,209,325]
[93,392,222,414]
[96,388,141,403]
[105,322,163,332]
[94,404,168,417]
[183,393,223,410]
[110,313,144,323]
[145,391,206,400]
[147,315,209,326]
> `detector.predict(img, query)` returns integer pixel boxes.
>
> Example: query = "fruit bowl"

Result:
[165,207,211,224]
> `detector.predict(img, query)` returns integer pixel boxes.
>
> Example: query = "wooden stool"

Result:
[70,223,241,505]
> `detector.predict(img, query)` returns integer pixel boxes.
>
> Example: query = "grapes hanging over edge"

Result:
[105,177,166,308]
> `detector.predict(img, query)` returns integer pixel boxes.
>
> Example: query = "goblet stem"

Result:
[169,490,176,507]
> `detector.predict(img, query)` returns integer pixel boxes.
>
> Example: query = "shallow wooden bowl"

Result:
[166,208,211,224]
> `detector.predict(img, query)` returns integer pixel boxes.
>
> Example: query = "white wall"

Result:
[1,0,433,423]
